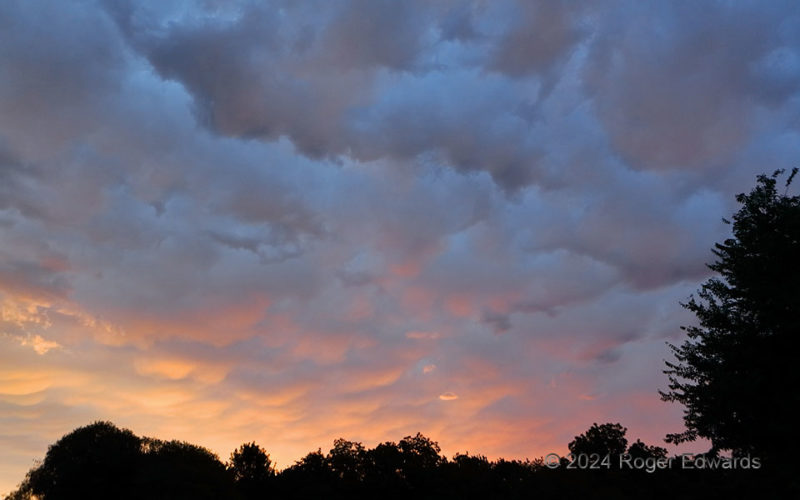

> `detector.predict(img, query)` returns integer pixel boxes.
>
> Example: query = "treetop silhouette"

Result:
[662,168,800,465]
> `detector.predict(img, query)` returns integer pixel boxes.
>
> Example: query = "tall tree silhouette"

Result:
[397,433,443,487]
[661,168,800,464]
[229,442,275,498]
[327,438,367,488]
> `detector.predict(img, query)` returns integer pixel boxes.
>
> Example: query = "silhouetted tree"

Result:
[288,448,331,478]
[626,439,667,460]
[327,438,367,488]
[661,169,800,465]
[398,433,442,469]
[228,442,275,499]
[451,452,491,475]
[364,441,406,491]
[445,453,494,494]
[492,458,539,488]
[397,433,443,488]
[280,449,335,497]
[21,421,142,499]
[569,422,628,459]
[7,419,792,499]
[138,438,234,499]
[3,421,237,499]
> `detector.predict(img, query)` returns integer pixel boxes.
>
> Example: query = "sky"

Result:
[2,0,800,493]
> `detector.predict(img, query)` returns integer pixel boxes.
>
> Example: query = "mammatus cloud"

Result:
[2,0,800,494]
[585,1,800,171]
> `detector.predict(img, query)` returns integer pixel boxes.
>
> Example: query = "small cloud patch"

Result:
[406,331,441,340]
[20,334,61,355]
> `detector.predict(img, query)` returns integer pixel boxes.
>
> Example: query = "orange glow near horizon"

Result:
[0,290,706,494]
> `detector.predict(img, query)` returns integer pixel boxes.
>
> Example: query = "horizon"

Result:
[2,0,799,494]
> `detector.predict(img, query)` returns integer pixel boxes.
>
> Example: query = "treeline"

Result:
[5,421,790,499]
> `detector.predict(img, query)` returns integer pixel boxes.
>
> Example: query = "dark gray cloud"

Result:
[585,1,800,171]
[98,0,800,192]
[485,0,586,78]
[0,0,128,158]
[320,0,432,71]
[0,254,71,302]
[102,0,557,189]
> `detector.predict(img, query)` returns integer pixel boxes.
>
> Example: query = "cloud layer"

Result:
[2,0,800,493]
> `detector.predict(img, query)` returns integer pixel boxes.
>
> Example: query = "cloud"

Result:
[406,331,441,340]
[10,334,62,355]
[485,0,586,79]
[319,0,433,71]
[585,1,800,171]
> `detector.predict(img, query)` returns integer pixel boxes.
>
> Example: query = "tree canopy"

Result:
[7,421,234,500]
[4,419,787,499]
[21,421,142,500]
[661,168,800,464]
[568,422,628,458]
[228,442,275,499]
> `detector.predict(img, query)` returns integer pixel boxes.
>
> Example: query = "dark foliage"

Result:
[627,439,668,461]
[566,423,667,470]
[228,442,275,499]
[661,169,800,467]
[139,438,234,499]
[19,421,142,500]
[6,420,794,499]
[569,422,629,461]
[6,421,234,500]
